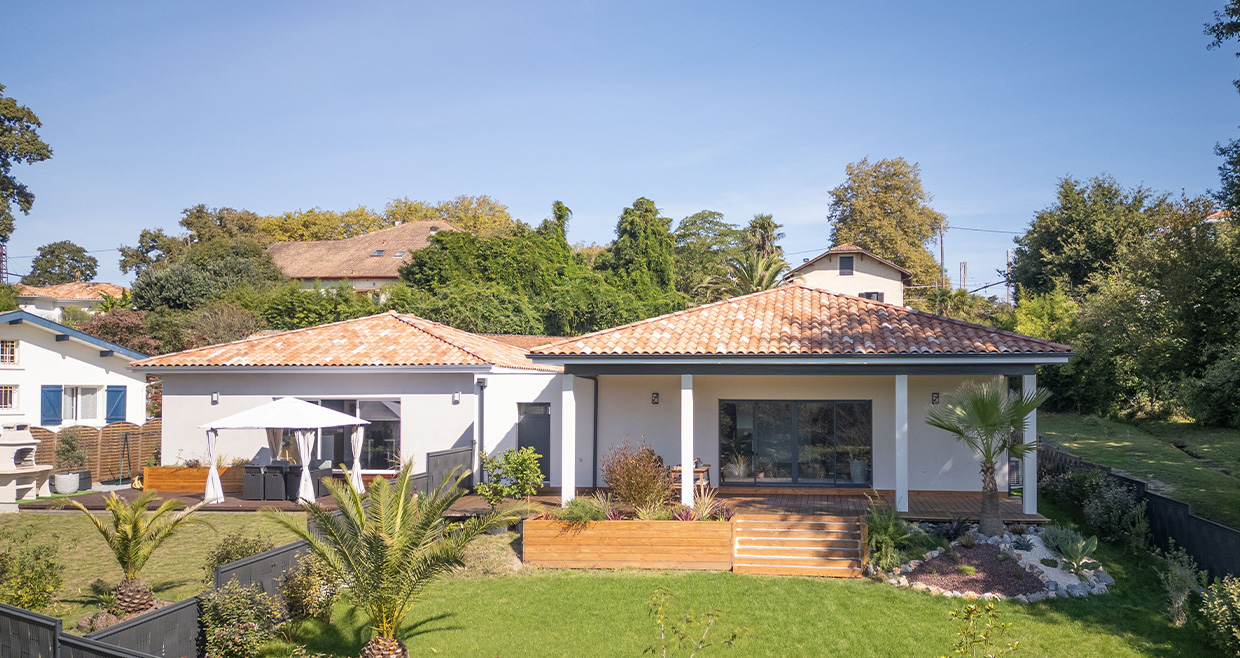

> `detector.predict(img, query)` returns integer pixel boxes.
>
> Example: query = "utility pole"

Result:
[0,243,7,284]
[939,225,946,289]
[1005,249,1013,305]
[958,262,967,292]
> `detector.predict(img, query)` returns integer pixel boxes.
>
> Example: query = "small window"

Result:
[839,256,855,276]
[861,292,884,302]
[62,386,100,421]
[0,385,15,409]
[369,249,387,257]
[393,251,407,258]
[0,340,15,364]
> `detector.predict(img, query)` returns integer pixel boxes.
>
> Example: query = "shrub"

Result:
[1039,524,1083,555]
[863,498,909,552]
[934,517,970,542]
[957,534,977,549]
[280,554,340,623]
[0,533,64,612]
[1012,535,1034,552]
[946,603,1019,657]
[1083,480,1145,542]
[1157,541,1206,627]
[1200,575,1240,655]
[1042,468,1105,507]
[55,428,88,471]
[555,497,606,526]
[476,446,544,507]
[588,492,625,520]
[600,441,672,509]
[635,504,674,521]
[1060,535,1099,575]
[903,529,948,555]
[1008,523,1028,535]
[871,537,902,573]
[203,533,276,584]
[200,581,281,658]
[1040,558,1060,569]
[672,504,696,521]
[957,565,977,575]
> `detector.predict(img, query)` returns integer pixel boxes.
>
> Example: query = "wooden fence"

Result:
[1039,441,1240,578]
[30,420,161,484]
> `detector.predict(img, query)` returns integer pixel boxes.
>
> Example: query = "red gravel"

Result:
[905,544,1044,596]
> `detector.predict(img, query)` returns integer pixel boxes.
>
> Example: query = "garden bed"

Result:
[904,544,1042,597]
[142,466,243,494]
[521,519,732,571]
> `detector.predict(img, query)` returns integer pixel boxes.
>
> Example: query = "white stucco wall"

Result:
[589,373,1009,493]
[17,299,98,322]
[790,253,907,305]
[0,323,146,429]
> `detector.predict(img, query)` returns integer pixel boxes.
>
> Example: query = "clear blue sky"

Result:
[2,1,1236,290]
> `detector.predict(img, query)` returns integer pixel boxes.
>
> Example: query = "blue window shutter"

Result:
[105,386,127,423]
[41,385,63,426]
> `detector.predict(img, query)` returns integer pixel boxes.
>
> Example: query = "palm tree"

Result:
[743,214,785,258]
[924,379,1049,537]
[703,253,786,299]
[265,463,531,658]
[64,492,209,615]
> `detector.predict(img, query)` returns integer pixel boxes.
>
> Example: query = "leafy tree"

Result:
[0,83,52,243]
[1009,176,1167,297]
[384,282,542,335]
[75,309,162,354]
[1014,285,1078,344]
[264,464,529,658]
[606,197,677,296]
[0,284,16,311]
[742,213,784,258]
[183,301,263,348]
[925,379,1049,537]
[674,211,744,299]
[257,282,377,331]
[179,204,267,245]
[58,305,91,328]
[910,289,1013,328]
[131,261,216,311]
[96,290,134,313]
[118,228,188,274]
[1206,1,1240,211]
[131,238,285,311]
[827,157,946,286]
[703,253,786,299]
[385,194,519,238]
[22,240,98,285]
[260,206,390,242]
[63,492,208,615]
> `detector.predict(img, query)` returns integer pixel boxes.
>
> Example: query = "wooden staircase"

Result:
[731,514,865,577]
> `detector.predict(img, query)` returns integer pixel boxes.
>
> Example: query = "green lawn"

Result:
[1039,413,1240,529]
[0,510,302,628]
[263,503,1219,658]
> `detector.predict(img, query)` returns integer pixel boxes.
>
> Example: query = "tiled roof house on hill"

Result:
[266,220,462,292]
[133,242,1069,522]
[15,282,129,322]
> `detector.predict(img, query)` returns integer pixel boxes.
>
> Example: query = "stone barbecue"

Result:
[0,423,52,512]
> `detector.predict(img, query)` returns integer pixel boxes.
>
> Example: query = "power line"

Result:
[6,247,121,260]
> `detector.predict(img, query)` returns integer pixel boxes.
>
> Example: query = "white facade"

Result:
[787,251,908,305]
[155,368,593,486]
[17,296,98,323]
[0,311,147,429]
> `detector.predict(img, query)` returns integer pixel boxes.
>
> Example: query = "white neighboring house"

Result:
[14,282,129,322]
[129,312,588,481]
[783,244,913,305]
[0,310,148,430]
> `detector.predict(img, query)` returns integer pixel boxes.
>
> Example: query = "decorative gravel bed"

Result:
[904,544,1043,597]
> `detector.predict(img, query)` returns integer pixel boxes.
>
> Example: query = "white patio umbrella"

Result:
[199,397,370,505]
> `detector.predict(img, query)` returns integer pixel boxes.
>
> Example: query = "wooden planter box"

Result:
[521,519,733,571]
[143,466,244,494]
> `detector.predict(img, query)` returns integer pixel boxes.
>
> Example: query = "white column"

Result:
[1022,373,1038,515]
[560,375,577,505]
[894,374,909,513]
[680,374,694,507]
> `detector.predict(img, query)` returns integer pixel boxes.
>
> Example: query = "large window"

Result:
[316,399,401,471]
[719,400,872,486]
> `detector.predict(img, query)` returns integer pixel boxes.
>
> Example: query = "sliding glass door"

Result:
[720,400,872,486]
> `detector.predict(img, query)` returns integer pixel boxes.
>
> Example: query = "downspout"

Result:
[476,376,488,487]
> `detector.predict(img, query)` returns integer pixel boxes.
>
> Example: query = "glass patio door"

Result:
[719,399,872,486]
[752,401,794,483]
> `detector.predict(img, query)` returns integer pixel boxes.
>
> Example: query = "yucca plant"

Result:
[925,378,1049,537]
[63,492,209,615]
[265,463,532,658]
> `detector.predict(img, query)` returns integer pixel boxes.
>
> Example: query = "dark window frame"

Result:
[839,255,855,276]
[718,398,873,487]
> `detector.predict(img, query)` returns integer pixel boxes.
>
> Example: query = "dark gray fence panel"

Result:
[1039,441,1240,578]
[61,635,157,658]
[212,540,309,598]
[85,598,199,658]
[427,445,473,492]
[411,472,429,494]
[0,603,59,658]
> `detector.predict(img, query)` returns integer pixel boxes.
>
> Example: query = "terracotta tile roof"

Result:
[785,244,913,282]
[14,282,128,301]
[267,221,463,280]
[482,334,559,349]
[532,285,1071,358]
[132,311,560,371]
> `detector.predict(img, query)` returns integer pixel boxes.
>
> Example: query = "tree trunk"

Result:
[360,635,407,658]
[978,459,1004,537]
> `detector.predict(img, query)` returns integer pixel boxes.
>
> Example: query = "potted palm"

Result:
[53,428,89,494]
[925,378,1049,537]
[63,492,208,615]
[265,463,532,658]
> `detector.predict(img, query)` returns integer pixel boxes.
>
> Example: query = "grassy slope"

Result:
[1039,413,1240,529]
[266,522,1218,658]
[0,510,302,627]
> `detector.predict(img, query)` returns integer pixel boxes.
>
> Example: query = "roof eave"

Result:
[528,353,1074,366]
[130,364,498,374]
